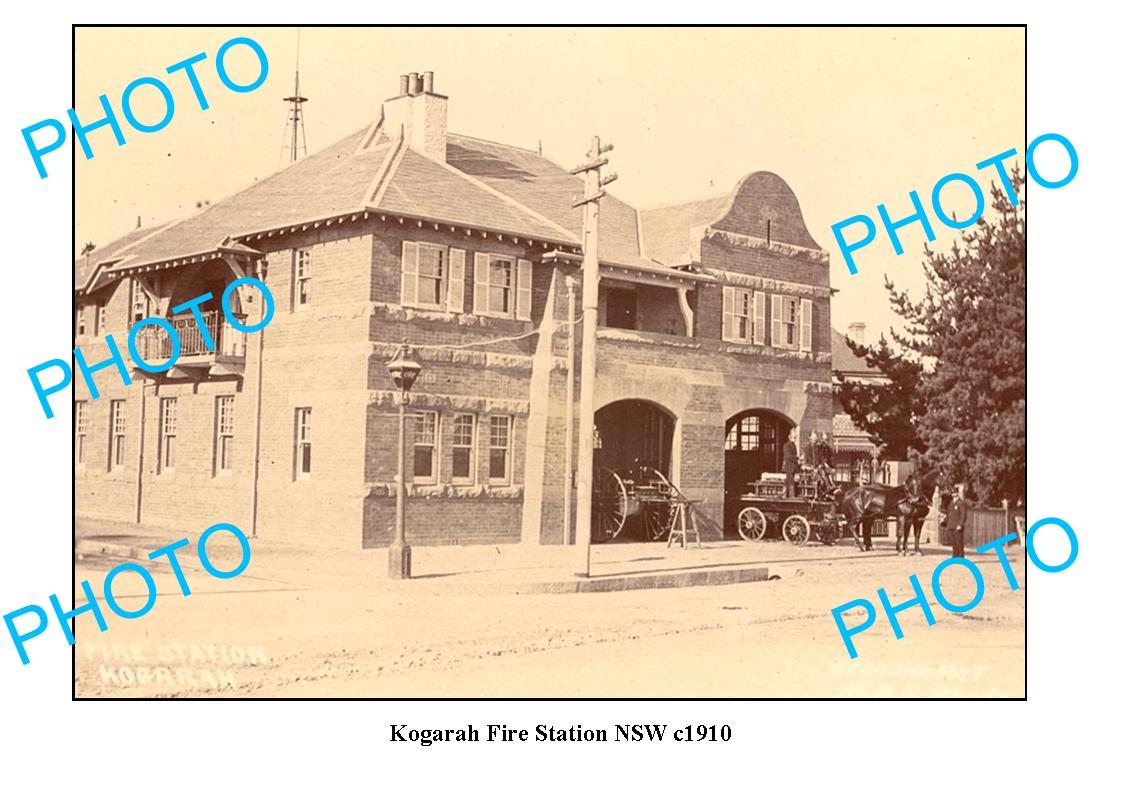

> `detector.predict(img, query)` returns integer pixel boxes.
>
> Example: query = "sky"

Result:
[74,26,1025,340]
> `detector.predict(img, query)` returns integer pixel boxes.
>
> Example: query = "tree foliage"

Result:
[885,168,1027,504]
[835,335,925,461]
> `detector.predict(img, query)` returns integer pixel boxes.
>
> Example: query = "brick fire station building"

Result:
[74,72,837,549]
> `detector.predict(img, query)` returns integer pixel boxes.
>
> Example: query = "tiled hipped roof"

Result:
[77,126,659,291]
[76,108,815,293]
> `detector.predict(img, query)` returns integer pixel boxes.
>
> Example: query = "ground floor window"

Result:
[109,400,126,470]
[215,396,234,475]
[159,397,177,472]
[413,411,438,484]
[295,407,312,479]
[451,414,475,483]
[488,416,511,484]
[75,400,88,465]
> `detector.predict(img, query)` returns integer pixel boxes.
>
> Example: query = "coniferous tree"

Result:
[886,168,1026,504]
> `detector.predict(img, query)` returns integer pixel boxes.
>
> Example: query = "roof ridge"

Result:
[641,191,731,212]
[367,131,408,206]
[448,131,541,155]
[357,110,386,152]
[418,150,580,243]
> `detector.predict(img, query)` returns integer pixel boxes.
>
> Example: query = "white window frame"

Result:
[75,400,88,466]
[76,307,87,336]
[130,279,150,323]
[295,407,313,480]
[96,303,107,336]
[771,295,800,350]
[109,399,126,471]
[451,413,476,485]
[412,410,439,485]
[415,243,448,310]
[474,254,532,320]
[487,415,512,485]
[158,397,177,474]
[215,395,235,476]
[722,287,754,343]
[294,248,312,309]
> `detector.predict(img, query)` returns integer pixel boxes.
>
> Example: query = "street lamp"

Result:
[386,342,422,579]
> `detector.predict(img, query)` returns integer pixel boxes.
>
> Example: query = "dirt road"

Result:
[73,539,1026,698]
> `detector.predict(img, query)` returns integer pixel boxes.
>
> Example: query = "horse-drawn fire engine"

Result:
[734,471,845,546]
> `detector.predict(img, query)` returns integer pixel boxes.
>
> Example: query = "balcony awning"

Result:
[80,240,263,295]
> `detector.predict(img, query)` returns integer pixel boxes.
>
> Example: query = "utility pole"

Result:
[571,135,616,576]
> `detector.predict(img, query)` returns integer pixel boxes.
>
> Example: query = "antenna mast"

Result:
[280,29,309,165]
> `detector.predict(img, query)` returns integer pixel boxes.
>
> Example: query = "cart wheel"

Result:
[782,514,811,546]
[737,507,767,541]
[593,467,628,539]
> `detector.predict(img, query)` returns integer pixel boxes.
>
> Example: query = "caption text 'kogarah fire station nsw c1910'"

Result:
[74,71,880,549]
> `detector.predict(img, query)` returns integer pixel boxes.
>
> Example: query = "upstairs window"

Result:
[96,303,107,336]
[769,294,813,351]
[130,279,151,322]
[722,287,766,345]
[400,242,466,313]
[76,307,87,336]
[295,407,313,479]
[473,254,532,320]
[294,248,312,308]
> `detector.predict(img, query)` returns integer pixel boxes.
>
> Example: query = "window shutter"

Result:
[800,298,813,352]
[400,241,419,307]
[473,253,489,315]
[722,286,735,342]
[752,291,766,345]
[771,294,783,348]
[448,248,466,313]
[516,259,533,321]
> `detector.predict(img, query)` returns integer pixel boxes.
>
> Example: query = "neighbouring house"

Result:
[74,71,836,549]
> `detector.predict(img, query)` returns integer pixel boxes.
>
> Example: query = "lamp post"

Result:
[386,342,421,579]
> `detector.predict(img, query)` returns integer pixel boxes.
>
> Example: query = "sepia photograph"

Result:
[69,25,1027,698]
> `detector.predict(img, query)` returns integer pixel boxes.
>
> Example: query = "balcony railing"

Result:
[136,310,247,364]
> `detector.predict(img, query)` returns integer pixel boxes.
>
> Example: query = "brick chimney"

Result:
[847,322,866,345]
[382,70,447,161]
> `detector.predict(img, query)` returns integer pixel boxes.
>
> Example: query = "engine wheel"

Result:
[737,507,767,541]
[782,514,812,546]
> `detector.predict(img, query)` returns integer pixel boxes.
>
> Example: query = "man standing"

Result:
[945,482,969,558]
[783,429,799,498]
[805,431,821,469]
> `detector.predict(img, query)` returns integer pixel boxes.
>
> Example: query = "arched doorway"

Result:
[592,399,676,541]
[723,409,794,533]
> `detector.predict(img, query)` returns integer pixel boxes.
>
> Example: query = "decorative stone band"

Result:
[803,380,835,393]
[596,327,831,365]
[369,389,530,416]
[366,482,524,499]
[596,327,703,350]
[369,341,534,372]
[715,341,833,364]
[703,268,833,299]
[702,227,830,265]
[372,301,526,329]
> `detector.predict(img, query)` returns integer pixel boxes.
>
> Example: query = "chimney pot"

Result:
[399,74,410,95]
[421,71,434,93]
[847,322,867,345]
[407,72,421,95]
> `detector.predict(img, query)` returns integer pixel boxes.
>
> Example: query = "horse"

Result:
[835,470,940,554]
